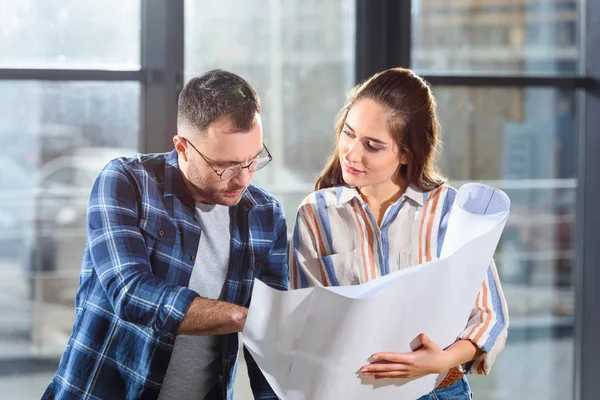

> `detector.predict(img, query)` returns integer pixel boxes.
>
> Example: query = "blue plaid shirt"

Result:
[42,150,288,400]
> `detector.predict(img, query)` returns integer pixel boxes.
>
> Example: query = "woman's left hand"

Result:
[360,333,451,379]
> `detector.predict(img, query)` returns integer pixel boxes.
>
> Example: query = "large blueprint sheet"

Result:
[243,183,510,399]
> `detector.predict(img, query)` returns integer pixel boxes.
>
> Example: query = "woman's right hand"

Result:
[360,334,451,379]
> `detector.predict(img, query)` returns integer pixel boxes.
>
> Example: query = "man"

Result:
[42,70,288,399]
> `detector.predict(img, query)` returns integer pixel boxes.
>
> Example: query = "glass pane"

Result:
[433,86,577,400]
[185,1,355,396]
[412,0,579,75]
[0,0,141,69]
[185,0,356,227]
[0,81,139,396]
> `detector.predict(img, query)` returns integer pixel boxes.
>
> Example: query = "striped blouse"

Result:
[288,183,508,375]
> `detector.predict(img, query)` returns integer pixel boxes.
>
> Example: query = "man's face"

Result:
[175,113,264,206]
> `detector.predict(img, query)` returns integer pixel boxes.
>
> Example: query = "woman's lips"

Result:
[344,163,364,175]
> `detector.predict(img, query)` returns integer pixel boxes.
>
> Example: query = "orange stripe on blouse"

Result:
[425,187,442,262]
[477,359,485,374]
[472,280,493,344]
[350,199,371,283]
[356,200,377,281]
[301,205,329,285]
[418,190,434,264]
[466,291,483,339]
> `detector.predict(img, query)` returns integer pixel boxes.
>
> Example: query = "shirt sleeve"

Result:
[244,199,288,397]
[288,201,327,289]
[438,187,509,375]
[87,159,198,336]
[252,199,288,292]
[457,259,509,375]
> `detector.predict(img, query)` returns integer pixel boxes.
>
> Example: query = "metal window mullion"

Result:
[355,0,411,83]
[421,75,593,89]
[140,0,184,154]
[0,68,144,81]
[574,0,600,398]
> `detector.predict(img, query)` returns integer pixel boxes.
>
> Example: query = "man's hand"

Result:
[178,297,248,336]
[360,333,451,379]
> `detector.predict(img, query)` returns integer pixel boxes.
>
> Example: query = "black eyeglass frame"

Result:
[184,138,273,181]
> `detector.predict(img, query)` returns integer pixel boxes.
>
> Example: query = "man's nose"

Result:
[230,167,251,187]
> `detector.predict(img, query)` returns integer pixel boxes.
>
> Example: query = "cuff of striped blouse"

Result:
[457,329,508,375]
[457,258,509,375]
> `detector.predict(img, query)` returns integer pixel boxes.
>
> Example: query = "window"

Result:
[185,1,356,396]
[428,67,578,400]
[42,166,77,187]
[185,0,356,224]
[0,0,141,69]
[412,0,579,75]
[0,83,139,399]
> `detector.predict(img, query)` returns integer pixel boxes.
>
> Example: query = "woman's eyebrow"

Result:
[345,122,387,145]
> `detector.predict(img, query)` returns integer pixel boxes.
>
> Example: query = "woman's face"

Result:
[338,98,407,188]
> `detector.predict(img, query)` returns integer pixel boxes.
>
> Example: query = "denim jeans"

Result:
[416,377,472,400]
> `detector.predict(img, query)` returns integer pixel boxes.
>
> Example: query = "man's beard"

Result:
[213,190,245,206]
[188,170,245,206]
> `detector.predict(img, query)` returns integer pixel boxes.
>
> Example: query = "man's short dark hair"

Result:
[177,69,261,133]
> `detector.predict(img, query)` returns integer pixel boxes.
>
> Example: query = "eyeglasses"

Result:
[183,138,272,181]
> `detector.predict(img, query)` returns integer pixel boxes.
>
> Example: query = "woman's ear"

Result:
[399,150,410,165]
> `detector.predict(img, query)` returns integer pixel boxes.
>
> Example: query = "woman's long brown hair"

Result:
[315,68,445,191]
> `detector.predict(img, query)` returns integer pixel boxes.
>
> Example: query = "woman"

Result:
[288,68,508,399]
